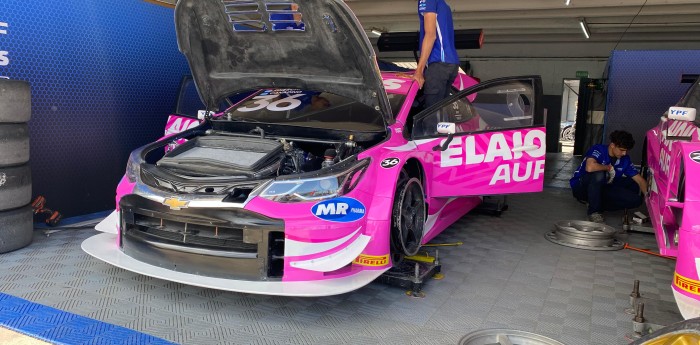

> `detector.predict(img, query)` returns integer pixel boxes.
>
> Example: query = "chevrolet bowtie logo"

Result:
[163,197,189,210]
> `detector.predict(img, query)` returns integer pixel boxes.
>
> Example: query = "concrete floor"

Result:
[0,151,681,345]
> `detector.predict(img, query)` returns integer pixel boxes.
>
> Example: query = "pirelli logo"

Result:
[353,254,389,267]
[674,272,700,295]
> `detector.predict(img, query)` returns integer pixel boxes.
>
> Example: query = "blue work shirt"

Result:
[570,144,639,188]
[418,0,459,65]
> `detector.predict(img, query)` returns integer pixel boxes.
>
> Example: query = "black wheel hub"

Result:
[392,177,425,257]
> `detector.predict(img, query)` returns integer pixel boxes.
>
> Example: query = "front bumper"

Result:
[81,232,386,296]
[673,288,700,320]
[118,194,284,281]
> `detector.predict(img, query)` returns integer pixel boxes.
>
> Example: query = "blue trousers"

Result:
[571,171,643,215]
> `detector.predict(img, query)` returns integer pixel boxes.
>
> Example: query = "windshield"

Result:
[387,93,406,117]
[176,77,254,118]
[680,79,700,126]
[222,89,391,131]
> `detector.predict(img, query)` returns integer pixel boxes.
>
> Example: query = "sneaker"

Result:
[588,212,605,223]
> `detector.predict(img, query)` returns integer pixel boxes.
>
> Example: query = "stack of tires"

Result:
[0,79,33,253]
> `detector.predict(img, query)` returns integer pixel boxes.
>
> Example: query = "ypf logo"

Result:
[690,150,700,164]
[311,197,366,222]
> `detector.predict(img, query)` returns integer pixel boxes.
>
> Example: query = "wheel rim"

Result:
[396,178,425,256]
[562,126,575,141]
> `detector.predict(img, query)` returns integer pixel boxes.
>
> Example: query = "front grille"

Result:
[119,194,284,280]
[130,213,257,253]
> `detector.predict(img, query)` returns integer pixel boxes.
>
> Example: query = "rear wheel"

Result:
[640,138,654,196]
[391,171,426,262]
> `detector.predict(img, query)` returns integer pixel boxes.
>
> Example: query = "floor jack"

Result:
[378,242,462,297]
[31,195,63,227]
[379,195,504,295]
[379,251,442,298]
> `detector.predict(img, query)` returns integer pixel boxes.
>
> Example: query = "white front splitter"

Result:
[673,288,700,320]
[81,232,388,297]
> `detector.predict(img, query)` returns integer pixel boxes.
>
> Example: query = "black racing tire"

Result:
[390,172,426,259]
[0,124,30,167]
[0,79,31,123]
[0,164,31,211]
[0,205,33,254]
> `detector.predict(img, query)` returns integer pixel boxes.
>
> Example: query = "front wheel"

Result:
[391,175,426,259]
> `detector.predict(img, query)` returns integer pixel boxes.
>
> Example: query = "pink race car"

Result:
[82,0,546,296]
[643,77,700,318]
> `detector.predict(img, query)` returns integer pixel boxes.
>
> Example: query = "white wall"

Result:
[561,80,579,122]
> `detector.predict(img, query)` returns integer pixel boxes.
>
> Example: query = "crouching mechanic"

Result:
[569,130,648,223]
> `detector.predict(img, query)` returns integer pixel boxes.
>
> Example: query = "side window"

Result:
[414,80,536,137]
[683,80,700,126]
[414,98,478,137]
[470,81,535,131]
[682,80,700,109]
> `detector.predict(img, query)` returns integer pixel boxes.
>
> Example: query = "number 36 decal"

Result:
[238,94,305,112]
[381,158,400,169]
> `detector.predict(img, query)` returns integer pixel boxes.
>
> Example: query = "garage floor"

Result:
[0,153,682,345]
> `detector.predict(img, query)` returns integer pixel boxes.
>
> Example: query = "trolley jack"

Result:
[379,250,443,298]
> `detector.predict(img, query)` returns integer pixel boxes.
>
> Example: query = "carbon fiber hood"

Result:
[175,0,392,122]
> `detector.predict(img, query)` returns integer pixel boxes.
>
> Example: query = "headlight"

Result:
[260,158,369,202]
[125,150,143,183]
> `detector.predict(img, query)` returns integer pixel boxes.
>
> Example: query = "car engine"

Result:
[156,132,363,179]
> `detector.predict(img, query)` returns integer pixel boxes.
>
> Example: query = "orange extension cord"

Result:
[624,243,676,260]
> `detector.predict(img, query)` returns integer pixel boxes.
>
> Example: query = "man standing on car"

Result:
[413,0,460,108]
[570,130,648,223]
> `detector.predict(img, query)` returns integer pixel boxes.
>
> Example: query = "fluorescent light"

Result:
[565,0,571,5]
[579,18,590,39]
[371,29,383,36]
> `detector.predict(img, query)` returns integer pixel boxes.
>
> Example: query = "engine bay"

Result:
[155,131,366,179]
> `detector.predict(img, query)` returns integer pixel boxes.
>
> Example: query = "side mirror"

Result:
[668,106,696,122]
[664,107,696,140]
[433,122,456,151]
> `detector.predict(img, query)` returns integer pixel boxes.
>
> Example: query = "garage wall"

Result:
[468,58,609,96]
[0,1,189,217]
[605,50,700,162]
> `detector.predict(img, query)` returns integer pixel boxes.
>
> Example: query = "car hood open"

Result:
[175,0,392,123]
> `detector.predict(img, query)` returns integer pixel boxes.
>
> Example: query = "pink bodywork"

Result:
[106,71,546,291]
[645,116,700,319]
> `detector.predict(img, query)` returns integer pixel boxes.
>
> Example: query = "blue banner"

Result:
[0,0,190,216]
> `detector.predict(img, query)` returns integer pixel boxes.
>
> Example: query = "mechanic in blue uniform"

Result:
[570,130,648,223]
[413,0,460,108]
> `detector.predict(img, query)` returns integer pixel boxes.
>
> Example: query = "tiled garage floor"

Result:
[0,153,681,345]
